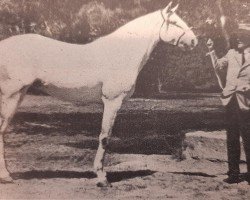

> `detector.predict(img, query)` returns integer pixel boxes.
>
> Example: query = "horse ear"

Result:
[164,1,173,13]
[171,4,179,13]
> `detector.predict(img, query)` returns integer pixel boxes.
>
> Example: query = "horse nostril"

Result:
[191,39,195,46]
[191,39,197,47]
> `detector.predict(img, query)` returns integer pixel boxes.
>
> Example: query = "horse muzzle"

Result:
[178,38,198,51]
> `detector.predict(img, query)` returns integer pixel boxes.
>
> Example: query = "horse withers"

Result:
[0,2,197,187]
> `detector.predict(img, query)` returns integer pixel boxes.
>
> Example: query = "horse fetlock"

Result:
[96,179,112,188]
[96,171,111,187]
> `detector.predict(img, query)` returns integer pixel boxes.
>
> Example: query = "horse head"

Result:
[159,2,198,51]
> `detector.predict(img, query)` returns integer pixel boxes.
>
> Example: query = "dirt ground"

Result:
[0,94,250,200]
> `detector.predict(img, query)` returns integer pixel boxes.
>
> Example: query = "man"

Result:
[207,36,250,184]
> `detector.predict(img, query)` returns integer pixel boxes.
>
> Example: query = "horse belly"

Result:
[38,83,103,105]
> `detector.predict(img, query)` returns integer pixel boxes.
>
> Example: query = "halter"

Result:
[159,10,186,46]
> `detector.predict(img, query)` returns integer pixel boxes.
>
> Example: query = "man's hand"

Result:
[206,39,214,50]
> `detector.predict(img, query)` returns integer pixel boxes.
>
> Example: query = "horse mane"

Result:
[112,10,161,39]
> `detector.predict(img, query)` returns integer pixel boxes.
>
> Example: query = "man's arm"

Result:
[206,39,228,89]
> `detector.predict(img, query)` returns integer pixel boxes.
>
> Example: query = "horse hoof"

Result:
[0,176,14,184]
[96,180,112,187]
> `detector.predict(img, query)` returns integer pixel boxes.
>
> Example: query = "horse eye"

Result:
[170,39,176,44]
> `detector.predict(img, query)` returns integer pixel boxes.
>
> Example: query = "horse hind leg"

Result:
[94,93,125,187]
[0,86,28,183]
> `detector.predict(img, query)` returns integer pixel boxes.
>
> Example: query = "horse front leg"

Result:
[94,93,125,187]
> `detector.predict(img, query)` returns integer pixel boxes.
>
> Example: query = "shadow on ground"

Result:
[11,170,156,183]
[170,172,217,178]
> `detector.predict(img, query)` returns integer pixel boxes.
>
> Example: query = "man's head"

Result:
[229,29,250,52]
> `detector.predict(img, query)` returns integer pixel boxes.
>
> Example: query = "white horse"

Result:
[0,2,197,187]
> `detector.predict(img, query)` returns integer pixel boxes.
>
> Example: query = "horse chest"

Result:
[37,83,103,105]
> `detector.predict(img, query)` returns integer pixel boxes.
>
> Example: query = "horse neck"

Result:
[110,11,163,71]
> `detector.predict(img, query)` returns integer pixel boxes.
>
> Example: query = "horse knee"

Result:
[101,137,109,148]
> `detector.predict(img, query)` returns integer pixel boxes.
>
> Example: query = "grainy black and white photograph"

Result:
[0,0,249,199]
